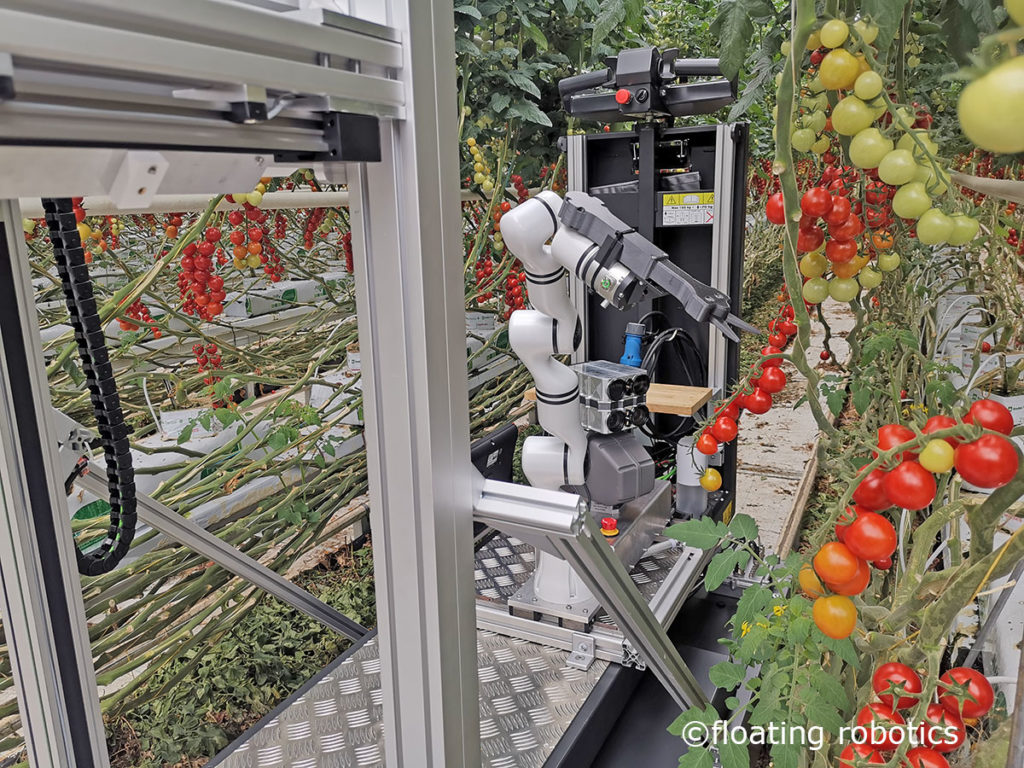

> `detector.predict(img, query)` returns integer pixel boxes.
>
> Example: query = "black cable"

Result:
[43,198,136,576]
[639,326,704,442]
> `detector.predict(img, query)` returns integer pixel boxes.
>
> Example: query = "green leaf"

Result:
[705,550,741,591]
[809,668,848,709]
[709,660,748,690]
[664,516,727,549]
[852,384,872,416]
[668,703,718,735]
[861,0,912,56]
[677,749,714,768]
[454,5,481,19]
[176,424,193,444]
[490,91,512,114]
[770,740,802,768]
[712,0,756,81]
[267,429,290,452]
[213,409,237,427]
[718,741,750,768]
[507,100,552,127]
[826,387,846,417]
[956,0,997,33]
[198,411,213,431]
[455,35,481,56]
[507,71,542,99]
[728,513,758,541]
[592,3,626,50]
[562,0,578,13]
[520,17,549,50]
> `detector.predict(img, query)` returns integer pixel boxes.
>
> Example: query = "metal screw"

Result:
[137,187,147,195]
[147,165,158,175]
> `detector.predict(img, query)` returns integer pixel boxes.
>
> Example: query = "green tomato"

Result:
[897,130,939,162]
[775,72,784,88]
[854,71,883,101]
[919,439,955,473]
[915,163,949,196]
[22,217,35,234]
[812,135,832,155]
[892,182,932,219]
[854,20,879,44]
[802,277,830,304]
[947,214,980,246]
[808,76,826,94]
[877,251,902,272]
[829,277,860,302]
[792,128,817,152]
[849,128,894,169]
[800,251,828,278]
[878,149,919,185]
[496,10,507,22]
[858,266,883,289]
[805,109,828,134]
[916,208,954,246]
[781,40,792,57]
[831,96,874,136]
[957,57,1024,154]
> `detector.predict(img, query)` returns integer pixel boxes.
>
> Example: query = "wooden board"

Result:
[523,383,712,417]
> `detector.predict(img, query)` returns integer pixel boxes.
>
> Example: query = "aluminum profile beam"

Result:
[0,200,110,768]
[345,0,481,765]
[473,478,711,711]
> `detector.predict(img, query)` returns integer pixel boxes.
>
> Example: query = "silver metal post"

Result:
[964,559,1024,669]
[0,200,110,768]
[346,0,480,765]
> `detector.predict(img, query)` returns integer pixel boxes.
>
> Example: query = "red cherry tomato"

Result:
[844,511,898,561]
[778,319,798,336]
[839,744,884,767]
[872,662,923,710]
[835,505,862,542]
[918,703,965,754]
[711,415,738,443]
[826,238,858,263]
[824,195,853,227]
[954,434,1019,489]
[798,226,826,253]
[937,667,995,719]
[903,747,949,768]
[813,541,861,584]
[768,331,788,348]
[853,465,891,511]
[757,366,787,394]
[766,192,786,225]
[873,556,893,570]
[761,345,784,366]
[923,415,960,447]
[695,432,719,456]
[744,387,773,414]
[876,423,918,460]
[884,462,937,510]
[964,399,1015,435]
[801,187,834,218]
[856,702,906,751]
[717,402,740,421]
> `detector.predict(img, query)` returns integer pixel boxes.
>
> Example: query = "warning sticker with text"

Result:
[661,191,715,227]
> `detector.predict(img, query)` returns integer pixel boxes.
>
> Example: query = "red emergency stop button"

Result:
[614,88,631,105]
[600,517,620,537]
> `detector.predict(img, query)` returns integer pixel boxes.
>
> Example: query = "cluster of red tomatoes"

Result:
[193,342,222,388]
[342,230,354,274]
[227,202,284,281]
[117,299,160,339]
[804,399,1019,641]
[854,400,1019,513]
[839,662,994,766]
[178,227,227,320]
[695,296,796,459]
[510,174,530,204]
[302,207,328,251]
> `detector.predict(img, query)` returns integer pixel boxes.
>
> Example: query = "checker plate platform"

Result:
[211,534,693,768]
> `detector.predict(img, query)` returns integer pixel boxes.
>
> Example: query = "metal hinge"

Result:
[566,632,595,670]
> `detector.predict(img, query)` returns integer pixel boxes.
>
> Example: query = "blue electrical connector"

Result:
[619,322,646,367]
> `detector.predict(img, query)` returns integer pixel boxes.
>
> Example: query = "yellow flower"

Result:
[740,621,752,637]
[773,604,787,616]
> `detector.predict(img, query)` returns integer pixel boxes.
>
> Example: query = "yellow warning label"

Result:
[663,192,715,206]
[722,501,734,525]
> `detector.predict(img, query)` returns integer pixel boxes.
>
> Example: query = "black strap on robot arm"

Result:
[559,192,758,341]
[43,198,137,576]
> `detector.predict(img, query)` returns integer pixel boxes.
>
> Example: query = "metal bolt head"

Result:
[636,88,649,102]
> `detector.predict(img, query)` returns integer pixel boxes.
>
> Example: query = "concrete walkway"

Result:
[736,302,856,554]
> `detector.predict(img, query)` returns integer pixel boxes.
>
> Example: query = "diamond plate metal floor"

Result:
[211,534,689,768]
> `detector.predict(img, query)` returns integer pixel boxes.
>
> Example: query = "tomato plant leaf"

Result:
[861,0,912,57]
[705,550,741,591]
[176,424,193,444]
[709,660,748,689]
[664,516,727,549]
[507,100,552,127]
[718,742,750,768]
[710,0,756,81]
[506,70,542,99]
[728,512,759,541]
[769,740,802,768]
[677,748,714,768]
